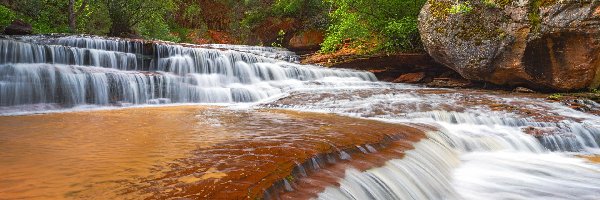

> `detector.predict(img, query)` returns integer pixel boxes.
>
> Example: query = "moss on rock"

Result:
[429,0,452,19]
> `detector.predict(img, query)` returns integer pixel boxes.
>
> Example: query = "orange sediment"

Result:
[579,155,600,163]
[0,106,426,199]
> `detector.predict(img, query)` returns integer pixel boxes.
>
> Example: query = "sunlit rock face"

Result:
[419,0,600,91]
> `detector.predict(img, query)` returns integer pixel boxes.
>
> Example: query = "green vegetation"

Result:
[1,0,70,34]
[320,0,426,53]
[529,0,542,33]
[1,0,428,53]
[271,30,287,47]
[448,1,473,14]
[429,0,452,19]
[1,0,176,40]
[0,5,16,29]
[547,93,563,100]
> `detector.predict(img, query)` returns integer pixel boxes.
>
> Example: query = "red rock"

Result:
[393,72,427,83]
[419,0,600,91]
[207,30,237,44]
[252,17,298,45]
[288,30,325,51]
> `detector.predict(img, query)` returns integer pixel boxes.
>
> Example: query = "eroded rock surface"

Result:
[419,0,600,91]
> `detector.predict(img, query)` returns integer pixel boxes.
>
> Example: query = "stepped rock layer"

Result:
[0,106,424,199]
[419,0,600,91]
[0,35,374,114]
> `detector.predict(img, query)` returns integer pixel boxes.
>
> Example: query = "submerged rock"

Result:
[419,0,600,91]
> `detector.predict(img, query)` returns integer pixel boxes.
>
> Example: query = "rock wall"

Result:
[419,0,600,91]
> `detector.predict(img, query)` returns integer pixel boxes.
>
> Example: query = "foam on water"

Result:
[2,35,600,199]
[0,35,375,115]
[265,86,600,199]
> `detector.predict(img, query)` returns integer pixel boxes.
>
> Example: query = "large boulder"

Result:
[3,19,32,35]
[288,30,325,52]
[419,0,600,91]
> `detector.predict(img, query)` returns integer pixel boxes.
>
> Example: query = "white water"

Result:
[264,85,600,199]
[0,35,374,114]
[2,36,599,199]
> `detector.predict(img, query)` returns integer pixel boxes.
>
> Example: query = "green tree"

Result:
[102,0,175,38]
[321,0,426,53]
[68,0,89,32]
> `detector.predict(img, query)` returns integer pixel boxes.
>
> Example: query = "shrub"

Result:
[0,5,16,29]
[320,0,426,53]
[381,17,421,51]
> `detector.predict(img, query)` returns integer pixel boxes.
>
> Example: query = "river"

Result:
[0,35,599,199]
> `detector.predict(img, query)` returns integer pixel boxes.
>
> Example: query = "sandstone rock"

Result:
[3,19,32,35]
[207,30,236,44]
[301,51,449,81]
[418,0,600,91]
[393,72,427,83]
[252,17,298,45]
[288,30,324,51]
[426,77,473,88]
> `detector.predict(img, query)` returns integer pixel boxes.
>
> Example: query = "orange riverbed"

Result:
[0,106,424,199]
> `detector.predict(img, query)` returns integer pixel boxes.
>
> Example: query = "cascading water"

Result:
[266,85,600,199]
[0,35,375,114]
[2,35,600,199]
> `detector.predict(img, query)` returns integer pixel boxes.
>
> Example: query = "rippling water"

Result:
[0,106,421,199]
[265,84,600,200]
[1,35,599,200]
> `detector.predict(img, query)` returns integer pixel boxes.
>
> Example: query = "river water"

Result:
[0,35,599,199]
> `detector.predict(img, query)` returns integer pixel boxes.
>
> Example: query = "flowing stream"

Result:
[0,35,599,199]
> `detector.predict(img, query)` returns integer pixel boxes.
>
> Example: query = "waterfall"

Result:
[0,35,375,113]
[315,118,600,200]
[317,131,600,200]
[264,87,600,199]
[318,137,462,200]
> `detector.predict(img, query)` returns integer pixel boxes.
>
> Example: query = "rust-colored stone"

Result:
[393,72,427,83]
[288,30,325,51]
[419,0,600,91]
[0,106,425,199]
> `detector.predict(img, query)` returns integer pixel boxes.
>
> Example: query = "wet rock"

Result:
[393,72,427,83]
[514,87,535,93]
[288,29,324,52]
[418,0,600,91]
[426,77,473,88]
[3,19,32,35]
[302,50,449,82]
[522,126,559,137]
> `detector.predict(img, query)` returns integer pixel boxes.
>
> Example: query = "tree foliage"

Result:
[321,0,426,53]
[1,0,428,53]
[0,5,16,29]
